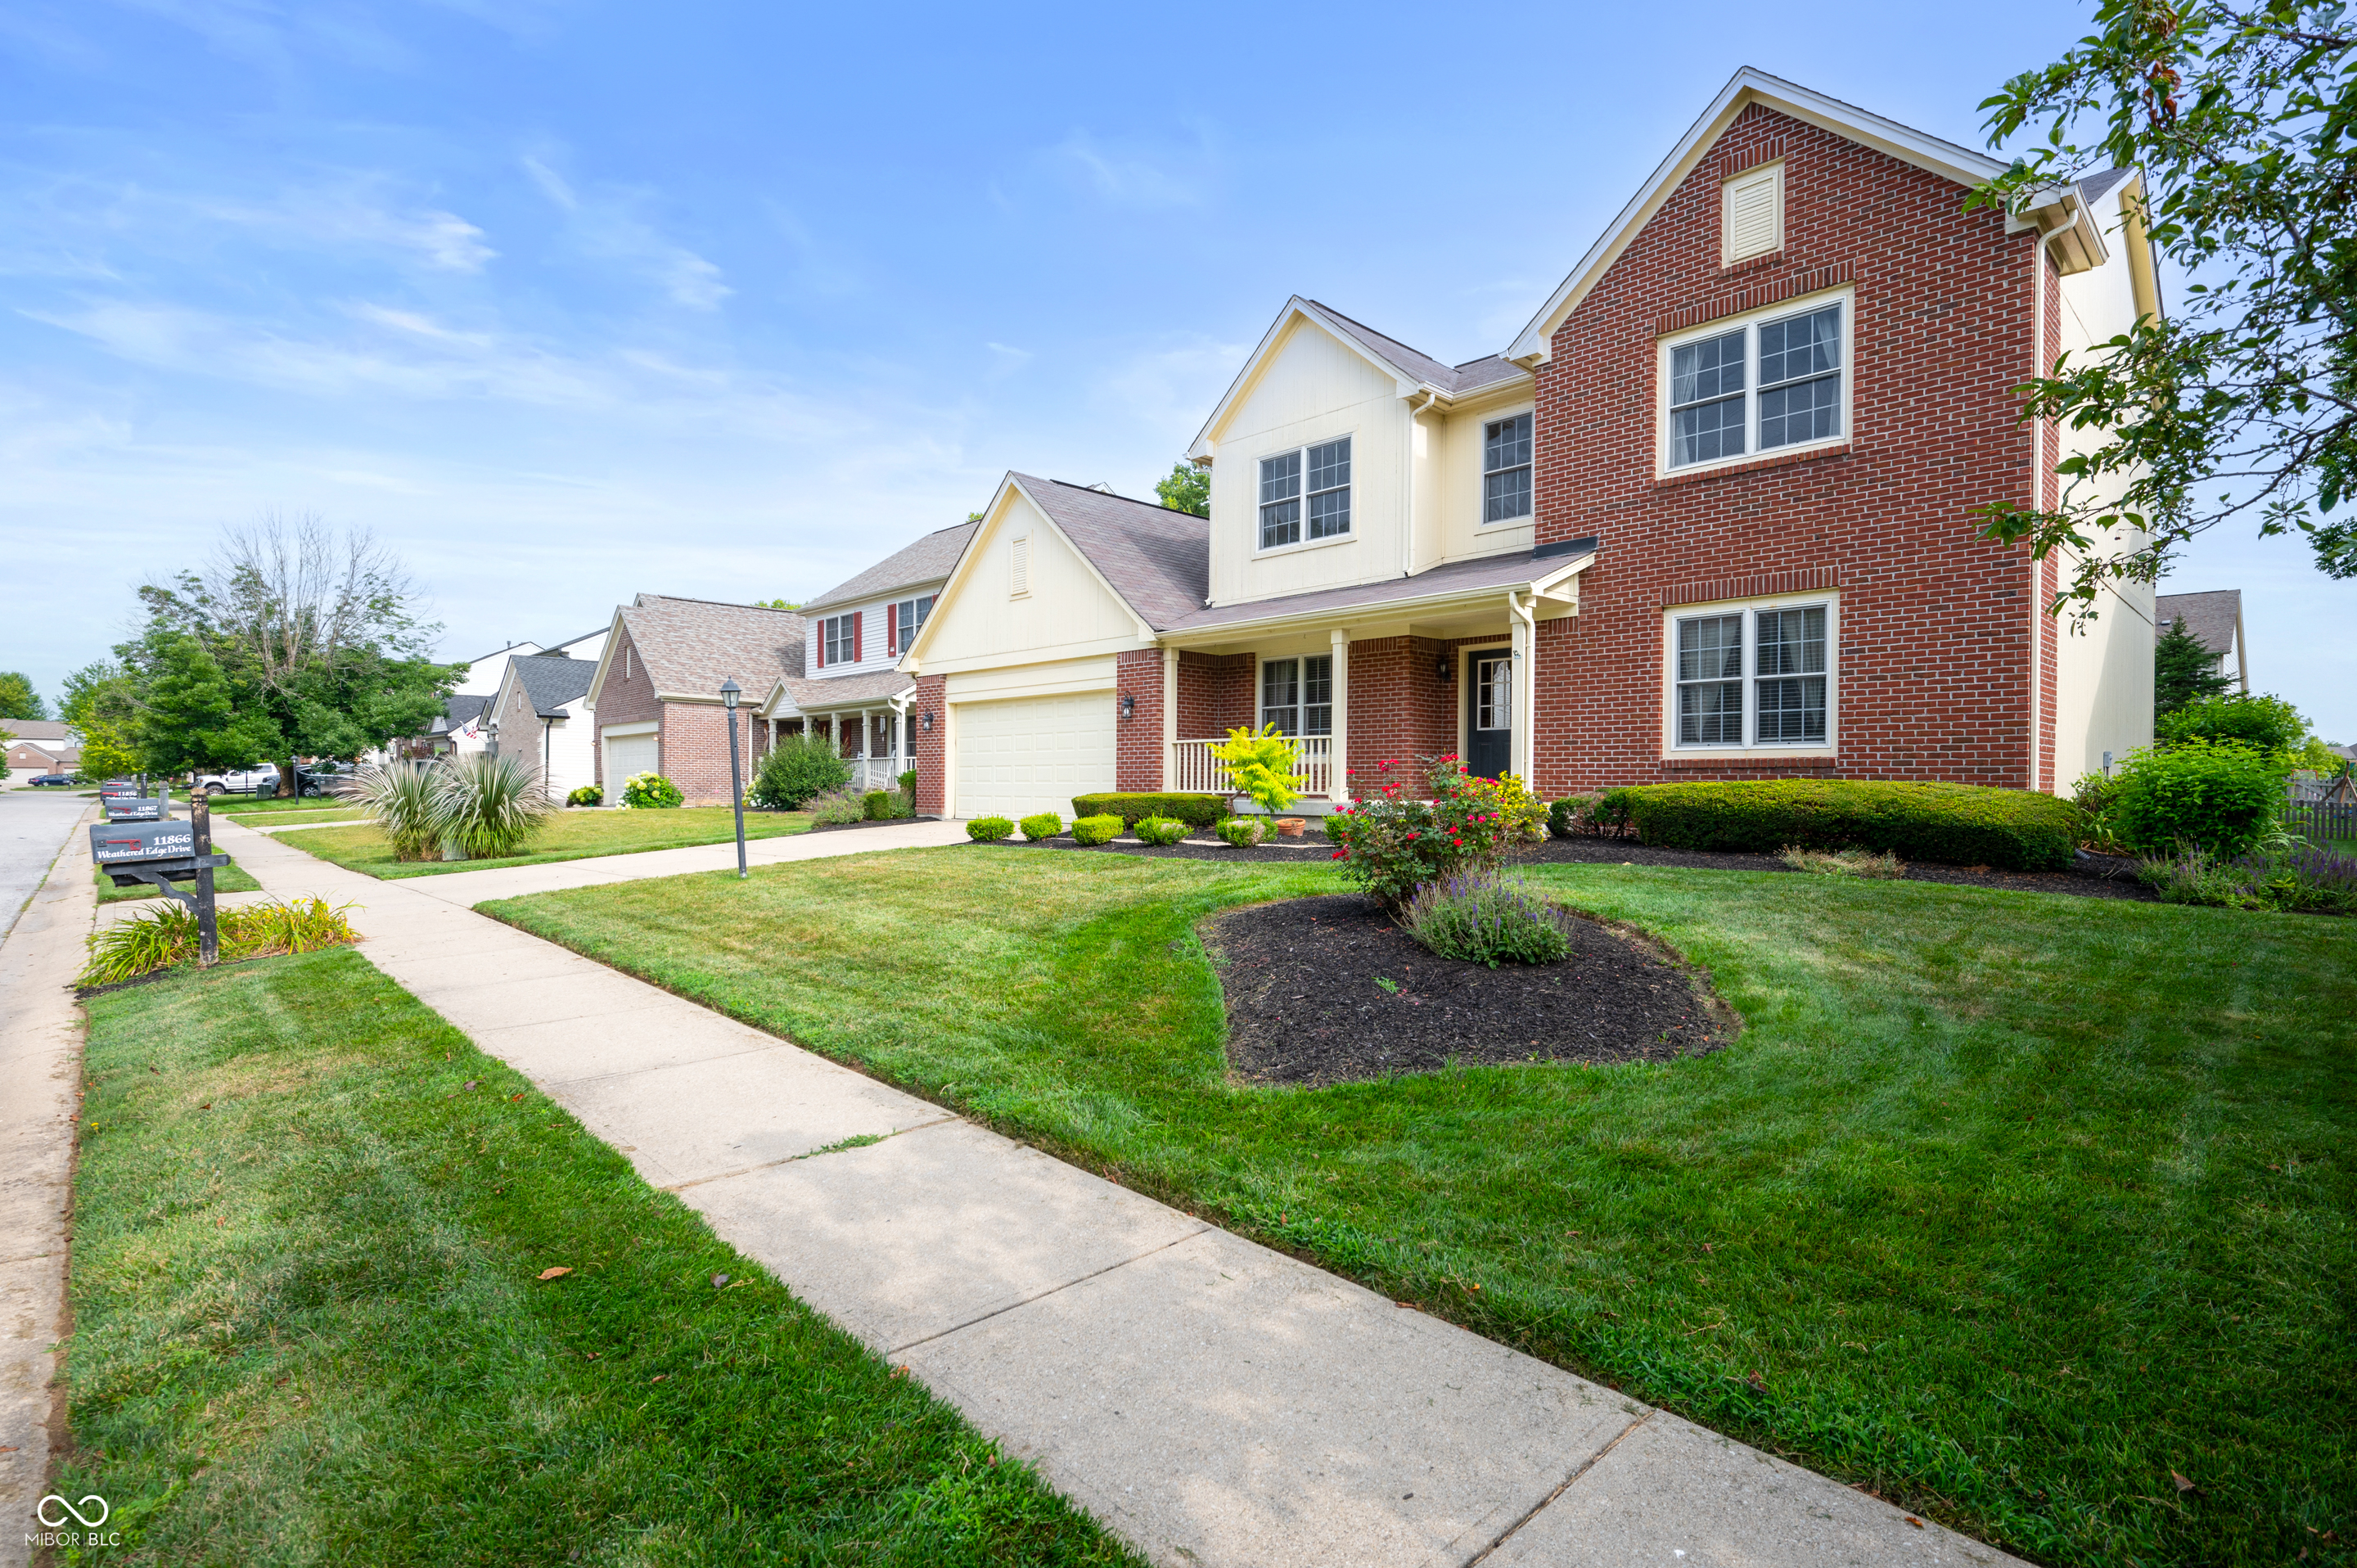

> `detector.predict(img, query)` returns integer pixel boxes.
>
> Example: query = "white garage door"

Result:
[603,730,658,790]
[953,692,1115,822]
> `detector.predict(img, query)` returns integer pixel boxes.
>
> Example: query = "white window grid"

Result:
[1671,601,1831,749]
[891,594,935,655]
[1259,656,1333,736]
[822,615,856,667]
[1258,437,1352,550]
[1664,295,1847,472]
[1482,412,1533,524]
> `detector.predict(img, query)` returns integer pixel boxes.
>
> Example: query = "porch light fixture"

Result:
[720,678,747,879]
[1435,656,1453,682]
[922,710,934,732]
[1120,694,1136,720]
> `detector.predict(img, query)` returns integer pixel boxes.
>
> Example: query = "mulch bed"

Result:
[806,815,944,834]
[1200,893,1734,1087]
[975,831,2159,902]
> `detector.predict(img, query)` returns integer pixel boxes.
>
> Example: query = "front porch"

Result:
[759,705,914,793]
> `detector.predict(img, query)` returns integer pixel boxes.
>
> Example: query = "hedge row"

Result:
[1606,780,2082,871]
[1070,792,1230,828]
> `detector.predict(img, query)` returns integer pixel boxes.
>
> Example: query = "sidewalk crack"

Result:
[1459,1408,1654,1567]
[660,1115,962,1192]
[885,1224,1210,1357]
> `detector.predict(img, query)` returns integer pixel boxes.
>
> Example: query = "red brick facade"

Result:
[1530,104,2050,795]
[910,674,947,815]
[1115,648,1163,791]
[658,701,758,806]
[1175,651,1255,741]
[590,625,659,791]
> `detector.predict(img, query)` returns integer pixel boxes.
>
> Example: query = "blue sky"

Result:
[2,0,2347,739]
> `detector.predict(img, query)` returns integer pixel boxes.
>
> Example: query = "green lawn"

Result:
[95,856,263,902]
[484,850,2356,1568]
[211,793,354,815]
[281,806,811,878]
[61,945,1137,1566]
[237,806,371,827]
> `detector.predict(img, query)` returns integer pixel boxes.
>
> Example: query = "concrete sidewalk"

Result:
[210,816,2020,1568]
[0,806,94,1568]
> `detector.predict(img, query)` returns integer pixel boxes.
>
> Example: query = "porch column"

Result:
[1328,629,1350,804]
[861,707,873,787]
[1510,593,1536,783]
[1160,646,1178,791]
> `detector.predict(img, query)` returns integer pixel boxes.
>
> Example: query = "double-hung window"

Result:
[1259,436,1351,549]
[1665,296,1846,471]
[1259,656,1333,737]
[889,594,934,656]
[1672,602,1830,747]
[1482,412,1533,523]
[822,614,858,668]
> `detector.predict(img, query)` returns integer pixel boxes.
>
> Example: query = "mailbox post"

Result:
[90,808,232,964]
[192,789,219,966]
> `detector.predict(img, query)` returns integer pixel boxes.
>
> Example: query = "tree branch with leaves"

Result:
[1970,0,2357,613]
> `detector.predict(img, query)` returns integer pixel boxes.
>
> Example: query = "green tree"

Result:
[2156,690,2311,752]
[1155,461,1210,518]
[1969,2,2357,613]
[138,516,461,794]
[0,672,43,721]
[755,598,803,611]
[134,633,279,779]
[2154,616,2234,714]
[61,660,144,781]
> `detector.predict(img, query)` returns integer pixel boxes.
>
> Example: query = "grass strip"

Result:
[279,806,811,879]
[482,849,2357,1568]
[94,857,263,903]
[61,945,1137,1566]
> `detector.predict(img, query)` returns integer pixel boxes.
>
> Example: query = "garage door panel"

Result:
[605,732,658,786]
[953,693,1115,821]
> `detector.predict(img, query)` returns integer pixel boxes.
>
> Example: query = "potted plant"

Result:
[1210,723,1305,836]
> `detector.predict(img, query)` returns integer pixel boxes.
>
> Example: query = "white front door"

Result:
[952,692,1115,821]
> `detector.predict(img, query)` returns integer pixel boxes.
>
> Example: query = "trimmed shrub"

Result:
[967,815,1015,842]
[1134,816,1188,845]
[566,784,603,808]
[1070,792,1228,828]
[1615,780,2080,871]
[863,790,913,821]
[621,772,684,809]
[2110,741,2287,857]
[1402,870,1571,967]
[1020,812,1064,840]
[2156,692,2309,754]
[1215,816,1268,848]
[1072,813,1123,846]
[750,732,852,809]
[898,768,917,794]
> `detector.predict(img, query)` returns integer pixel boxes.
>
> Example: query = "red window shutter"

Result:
[815,620,824,668]
[853,611,863,663]
[887,602,898,656]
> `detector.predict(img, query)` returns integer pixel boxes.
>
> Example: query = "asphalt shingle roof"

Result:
[430,694,489,735]
[773,669,915,713]
[1159,545,1593,634]
[510,654,597,717]
[1305,301,1530,397]
[2155,588,2242,656]
[1013,476,1211,631]
[617,595,809,698]
[803,522,980,613]
[1,719,74,745]
[2080,166,2137,204]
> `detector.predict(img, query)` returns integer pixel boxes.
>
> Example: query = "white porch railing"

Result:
[1168,736,1332,799]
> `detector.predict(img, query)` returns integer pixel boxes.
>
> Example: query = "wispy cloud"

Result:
[1043,128,1219,210]
[521,151,732,309]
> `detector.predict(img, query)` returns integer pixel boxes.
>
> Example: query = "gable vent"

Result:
[1723,164,1783,264]
[1010,535,1031,597]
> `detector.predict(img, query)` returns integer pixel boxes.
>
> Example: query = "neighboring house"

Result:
[487,653,599,800]
[408,693,489,759]
[409,629,606,761]
[751,521,977,791]
[903,68,2161,820]
[2154,589,2247,693]
[451,640,544,698]
[582,596,805,804]
[4,719,80,776]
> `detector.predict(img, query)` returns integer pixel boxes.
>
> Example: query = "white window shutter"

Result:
[1724,166,1782,264]
[1010,536,1030,596]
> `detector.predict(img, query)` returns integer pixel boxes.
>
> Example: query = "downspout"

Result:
[1406,389,1441,580]
[2027,234,2048,792]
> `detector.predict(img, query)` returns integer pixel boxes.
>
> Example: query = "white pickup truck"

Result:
[193,764,280,796]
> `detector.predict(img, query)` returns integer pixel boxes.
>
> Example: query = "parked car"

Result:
[296,761,349,796]
[194,765,280,795]
[29,773,77,787]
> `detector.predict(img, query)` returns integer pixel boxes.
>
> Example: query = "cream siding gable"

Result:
[1206,316,1407,608]
[910,488,1150,676]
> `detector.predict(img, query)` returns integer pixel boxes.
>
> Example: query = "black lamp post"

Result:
[485,715,500,759]
[721,678,747,879]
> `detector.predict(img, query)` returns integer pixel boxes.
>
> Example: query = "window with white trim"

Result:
[1482,412,1533,523]
[1259,656,1332,737]
[1722,164,1782,264]
[822,614,857,668]
[890,594,934,655]
[1673,602,1830,747]
[1259,436,1350,549]
[1665,296,1846,471]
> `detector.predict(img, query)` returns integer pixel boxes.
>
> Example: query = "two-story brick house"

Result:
[903,68,2159,821]
[582,595,804,804]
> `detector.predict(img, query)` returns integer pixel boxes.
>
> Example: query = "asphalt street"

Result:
[0,787,88,944]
